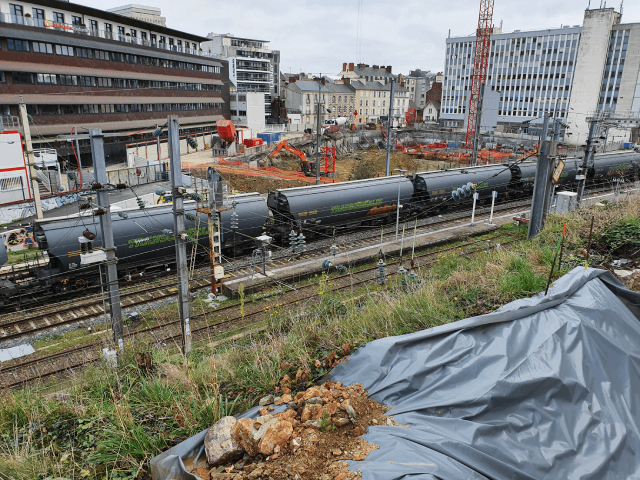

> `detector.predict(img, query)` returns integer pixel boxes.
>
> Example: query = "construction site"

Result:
[149,121,544,195]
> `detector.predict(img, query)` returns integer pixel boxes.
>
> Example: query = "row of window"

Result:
[3,38,221,74]
[8,4,196,52]
[3,71,222,92]
[26,102,223,116]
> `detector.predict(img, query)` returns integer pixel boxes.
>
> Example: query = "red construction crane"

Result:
[465,0,495,149]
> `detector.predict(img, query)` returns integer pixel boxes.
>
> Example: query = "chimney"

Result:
[288,77,296,83]
[398,73,403,83]
[343,62,347,71]
[357,63,368,69]
[349,63,355,71]
[386,65,392,73]
[320,77,326,85]
[343,77,351,85]
[373,65,379,70]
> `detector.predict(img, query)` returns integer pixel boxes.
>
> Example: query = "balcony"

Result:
[0,13,221,60]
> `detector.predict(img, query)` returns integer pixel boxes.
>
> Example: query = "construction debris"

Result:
[187,382,402,480]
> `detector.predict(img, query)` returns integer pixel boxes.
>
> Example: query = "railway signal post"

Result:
[89,129,124,349]
[168,116,192,355]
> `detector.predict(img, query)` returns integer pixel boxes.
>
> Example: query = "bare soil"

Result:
[192,381,403,480]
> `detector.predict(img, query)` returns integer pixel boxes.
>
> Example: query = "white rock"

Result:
[614,269,633,278]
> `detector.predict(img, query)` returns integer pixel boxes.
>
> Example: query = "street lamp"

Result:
[394,168,407,241]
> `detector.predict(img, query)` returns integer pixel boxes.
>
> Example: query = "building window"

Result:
[11,72,35,84]
[126,55,137,64]
[101,104,115,114]
[83,104,99,114]
[0,72,5,83]
[159,36,166,44]
[104,23,112,38]
[150,34,157,44]
[110,52,125,62]
[39,105,59,115]
[32,42,53,54]
[10,4,23,21]
[141,32,147,42]
[94,50,109,61]
[71,16,82,26]
[97,77,112,87]
[59,75,77,86]
[37,74,57,85]
[32,8,44,26]
[62,105,81,115]
[90,20,98,33]
[76,48,92,59]
[79,76,96,87]
[53,12,64,23]
[130,29,137,38]
[55,45,74,56]
[7,39,29,52]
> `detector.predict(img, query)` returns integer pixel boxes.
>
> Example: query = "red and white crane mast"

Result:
[465,0,495,150]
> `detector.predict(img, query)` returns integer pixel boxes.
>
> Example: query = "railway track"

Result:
[0,200,530,348]
[1,180,628,348]
[0,232,521,389]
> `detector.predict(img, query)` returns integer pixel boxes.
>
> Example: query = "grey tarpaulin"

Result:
[325,267,640,479]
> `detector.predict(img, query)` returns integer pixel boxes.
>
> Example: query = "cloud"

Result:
[78,0,639,75]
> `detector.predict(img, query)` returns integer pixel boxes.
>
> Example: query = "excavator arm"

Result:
[268,140,316,176]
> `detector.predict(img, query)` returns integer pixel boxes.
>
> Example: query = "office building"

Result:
[440,7,640,144]
[0,0,229,162]
[202,33,280,124]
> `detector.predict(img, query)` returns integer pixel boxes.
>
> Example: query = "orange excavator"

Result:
[268,140,316,176]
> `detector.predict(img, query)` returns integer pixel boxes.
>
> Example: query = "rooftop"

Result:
[0,0,217,58]
[207,33,270,43]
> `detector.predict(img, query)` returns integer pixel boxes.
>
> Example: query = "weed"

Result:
[318,412,335,432]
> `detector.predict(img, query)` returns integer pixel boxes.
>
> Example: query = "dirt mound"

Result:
[191,381,401,480]
[226,174,311,194]
[338,149,451,181]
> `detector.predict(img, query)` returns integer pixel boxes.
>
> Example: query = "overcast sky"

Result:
[80,0,639,76]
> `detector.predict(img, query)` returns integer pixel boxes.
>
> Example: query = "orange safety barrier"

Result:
[181,158,341,184]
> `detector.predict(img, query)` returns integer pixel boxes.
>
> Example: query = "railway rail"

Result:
[0,231,521,389]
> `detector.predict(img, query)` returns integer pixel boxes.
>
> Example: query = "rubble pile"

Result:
[190,381,402,480]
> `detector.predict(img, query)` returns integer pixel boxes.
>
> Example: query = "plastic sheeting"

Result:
[326,267,640,479]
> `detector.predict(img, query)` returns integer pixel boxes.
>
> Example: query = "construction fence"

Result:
[126,130,222,162]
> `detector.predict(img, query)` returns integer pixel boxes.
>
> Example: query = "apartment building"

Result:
[325,81,356,123]
[0,0,229,150]
[440,7,640,144]
[202,33,280,123]
[284,78,330,130]
[405,69,435,110]
[337,62,395,85]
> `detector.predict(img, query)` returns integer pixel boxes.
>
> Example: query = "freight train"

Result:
[0,151,638,306]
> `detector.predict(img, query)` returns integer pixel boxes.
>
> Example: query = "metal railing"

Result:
[106,164,166,187]
[0,13,223,60]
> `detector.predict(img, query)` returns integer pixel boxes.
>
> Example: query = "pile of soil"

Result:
[226,174,310,194]
[191,381,402,480]
[337,149,450,181]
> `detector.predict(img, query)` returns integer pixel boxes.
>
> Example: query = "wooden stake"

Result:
[584,216,595,270]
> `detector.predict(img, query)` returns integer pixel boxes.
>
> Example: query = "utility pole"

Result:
[316,76,322,185]
[527,113,551,240]
[542,115,562,222]
[471,83,485,166]
[168,116,192,355]
[385,78,395,176]
[576,119,598,207]
[89,129,124,349]
[70,126,84,190]
[18,102,43,219]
